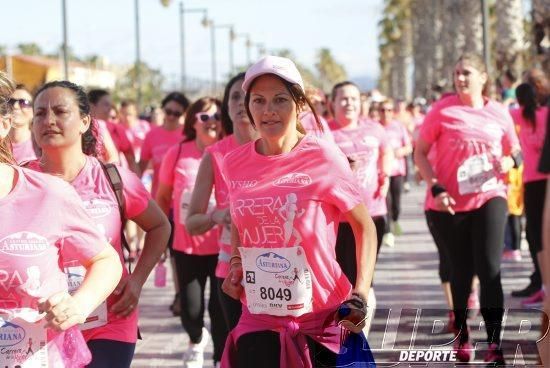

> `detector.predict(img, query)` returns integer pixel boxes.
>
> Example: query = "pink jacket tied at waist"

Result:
[221,306,342,368]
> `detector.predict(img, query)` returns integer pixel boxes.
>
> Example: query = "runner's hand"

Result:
[38,292,86,331]
[374,176,389,199]
[496,156,515,174]
[434,192,456,215]
[211,208,231,225]
[111,275,142,317]
[222,264,243,300]
[336,293,368,334]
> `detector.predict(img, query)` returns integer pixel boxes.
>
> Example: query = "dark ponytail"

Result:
[516,83,537,130]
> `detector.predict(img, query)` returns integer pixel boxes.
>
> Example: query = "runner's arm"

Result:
[414,137,436,185]
[344,203,377,299]
[155,183,173,216]
[186,153,224,234]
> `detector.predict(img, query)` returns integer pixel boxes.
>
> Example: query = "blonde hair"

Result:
[0,71,15,164]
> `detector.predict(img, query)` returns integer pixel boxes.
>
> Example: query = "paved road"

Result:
[132,184,546,367]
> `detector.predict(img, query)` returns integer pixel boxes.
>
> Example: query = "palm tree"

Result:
[315,48,347,92]
[411,0,442,98]
[495,0,526,75]
[378,0,412,99]
[532,0,550,71]
[461,0,483,55]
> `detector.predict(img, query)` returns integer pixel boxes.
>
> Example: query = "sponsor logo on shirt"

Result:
[0,320,25,347]
[82,198,113,219]
[361,136,380,147]
[256,252,291,273]
[0,232,49,257]
[273,173,312,188]
[230,180,258,189]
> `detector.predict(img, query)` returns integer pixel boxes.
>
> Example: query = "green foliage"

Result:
[113,62,165,108]
[315,48,347,91]
[17,43,43,56]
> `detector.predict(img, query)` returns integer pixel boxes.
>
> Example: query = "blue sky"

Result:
[2,0,384,85]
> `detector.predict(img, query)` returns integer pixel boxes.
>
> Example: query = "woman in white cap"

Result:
[220,56,377,367]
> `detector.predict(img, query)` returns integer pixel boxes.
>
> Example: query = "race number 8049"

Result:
[260,287,292,301]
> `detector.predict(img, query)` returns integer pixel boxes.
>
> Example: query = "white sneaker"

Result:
[184,327,210,368]
[382,232,395,248]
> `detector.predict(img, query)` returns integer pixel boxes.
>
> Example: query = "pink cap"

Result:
[242,55,304,92]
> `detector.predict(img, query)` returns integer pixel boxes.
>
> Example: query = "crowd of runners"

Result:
[0,51,548,368]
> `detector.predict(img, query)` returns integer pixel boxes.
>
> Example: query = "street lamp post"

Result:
[134,0,142,108]
[61,0,69,80]
[209,20,217,94]
[179,2,208,92]
[214,24,235,77]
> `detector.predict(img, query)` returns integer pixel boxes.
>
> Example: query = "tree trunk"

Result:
[495,0,525,76]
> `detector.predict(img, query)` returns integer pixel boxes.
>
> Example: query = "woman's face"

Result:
[228,78,249,128]
[163,100,185,125]
[248,74,298,140]
[194,104,222,147]
[454,61,487,98]
[332,85,361,125]
[10,89,33,129]
[32,87,89,151]
[379,102,394,124]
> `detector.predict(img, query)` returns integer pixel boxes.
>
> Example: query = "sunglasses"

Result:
[164,108,183,118]
[195,112,221,123]
[8,98,32,109]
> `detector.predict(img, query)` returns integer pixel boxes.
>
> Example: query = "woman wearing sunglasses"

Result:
[0,73,122,367]
[7,84,38,164]
[139,92,190,197]
[156,97,226,368]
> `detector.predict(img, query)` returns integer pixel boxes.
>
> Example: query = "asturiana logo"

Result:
[0,320,26,347]
[256,252,291,273]
[273,173,312,188]
[0,232,49,257]
[83,199,113,219]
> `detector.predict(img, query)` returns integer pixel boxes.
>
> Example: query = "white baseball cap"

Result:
[242,55,304,92]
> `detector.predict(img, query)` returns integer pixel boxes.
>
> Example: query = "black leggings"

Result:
[505,214,522,251]
[86,339,136,368]
[385,175,404,231]
[335,216,386,284]
[524,179,547,289]
[173,251,226,362]
[236,330,337,367]
[425,210,451,283]
[428,197,507,344]
[217,276,242,331]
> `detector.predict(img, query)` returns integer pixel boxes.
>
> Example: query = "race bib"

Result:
[240,246,312,317]
[457,154,498,195]
[65,265,107,331]
[0,311,47,368]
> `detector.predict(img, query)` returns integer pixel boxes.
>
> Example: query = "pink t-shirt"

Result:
[299,111,334,142]
[124,120,151,160]
[206,135,240,277]
[159,141,219,255]
[0,166,106,365]
[141,126,183,196]
[330,120,389,217]
[11,138,37,164]
[383,120,410,177]
[28,156,151,343]
[222,134,363,311]
[510,106,548,183]
[420,95,519,212]
[105,120,133,154]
